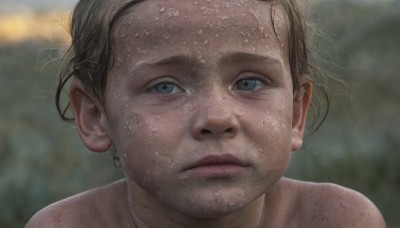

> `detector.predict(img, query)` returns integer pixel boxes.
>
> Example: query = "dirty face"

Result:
[106,0,293,218]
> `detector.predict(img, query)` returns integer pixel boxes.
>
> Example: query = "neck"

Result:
[123,181,267,228]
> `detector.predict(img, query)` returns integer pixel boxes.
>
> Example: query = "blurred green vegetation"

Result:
[287,1,400,227]
[0,1,399,227]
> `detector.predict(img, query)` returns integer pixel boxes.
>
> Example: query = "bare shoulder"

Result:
[25,180,126,228]
[286,179,386,228]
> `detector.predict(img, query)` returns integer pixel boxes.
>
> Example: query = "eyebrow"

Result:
[219,52,283,68]
[130,55,201,74]
[129,52,283,74]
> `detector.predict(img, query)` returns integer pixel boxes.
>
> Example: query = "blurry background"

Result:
[0,0,399,227]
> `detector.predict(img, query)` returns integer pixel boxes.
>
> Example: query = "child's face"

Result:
[104,0,301,217]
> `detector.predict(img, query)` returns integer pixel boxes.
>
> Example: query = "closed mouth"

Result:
[184,154,247,171]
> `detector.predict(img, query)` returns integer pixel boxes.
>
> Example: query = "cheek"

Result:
[241,95,293,169]
[107,102,190,192]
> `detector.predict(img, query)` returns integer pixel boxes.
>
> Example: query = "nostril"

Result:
[225,128,234,133]
[201,129,212,134]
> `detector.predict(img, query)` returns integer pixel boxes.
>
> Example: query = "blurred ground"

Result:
[0,1,399,227]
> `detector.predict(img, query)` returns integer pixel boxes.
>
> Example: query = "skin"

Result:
[26,0,386,227]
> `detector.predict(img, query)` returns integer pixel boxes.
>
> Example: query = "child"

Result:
[27,0,386,227]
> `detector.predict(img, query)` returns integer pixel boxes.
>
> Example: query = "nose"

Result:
[191,95,239,140]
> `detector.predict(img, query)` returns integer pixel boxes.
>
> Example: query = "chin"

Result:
[175,186,259,218]
[183,202,248,219]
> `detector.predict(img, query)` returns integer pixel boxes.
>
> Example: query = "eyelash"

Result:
[146,72,270,94]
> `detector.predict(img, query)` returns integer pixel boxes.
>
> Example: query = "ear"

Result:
[291,81,313,151]
[69,79,112,153]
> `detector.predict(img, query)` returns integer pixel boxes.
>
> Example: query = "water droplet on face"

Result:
[178,176,188,182]
[169,159,175,166]
[198,29,203,35]
[159,6,165,13]
[172,10,180,17]
[163,33,171,40]
[122,17,134,26]
[244,39,249,43]
[143,29,151,36]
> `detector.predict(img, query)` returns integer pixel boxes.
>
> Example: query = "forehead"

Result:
[113,0,288,66]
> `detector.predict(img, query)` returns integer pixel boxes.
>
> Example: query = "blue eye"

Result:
[152,82,184,94]
[235,78,265,91]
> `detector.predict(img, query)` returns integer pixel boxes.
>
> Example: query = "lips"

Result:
[183,154,247,175]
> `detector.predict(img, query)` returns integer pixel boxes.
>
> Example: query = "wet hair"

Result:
[56,0,329,129]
